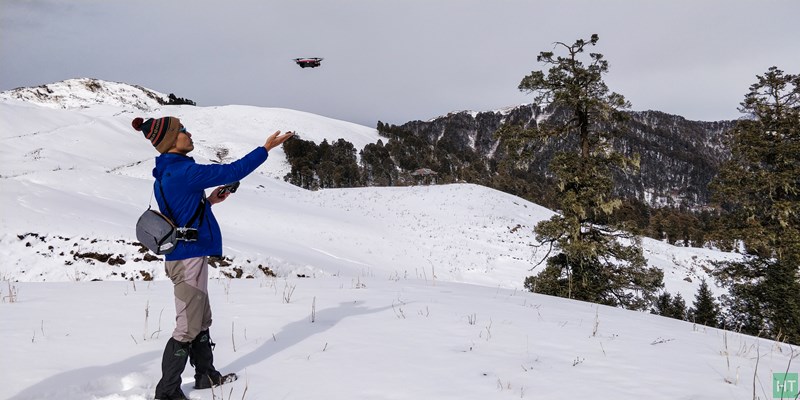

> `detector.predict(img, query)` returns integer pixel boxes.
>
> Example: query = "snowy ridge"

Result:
[429,103,532,122]
[1,81,793,400]
[0,78,167,111]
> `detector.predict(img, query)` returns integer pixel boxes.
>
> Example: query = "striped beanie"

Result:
[131,116,182,154]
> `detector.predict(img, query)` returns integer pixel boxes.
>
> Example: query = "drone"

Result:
[293,57,324,68]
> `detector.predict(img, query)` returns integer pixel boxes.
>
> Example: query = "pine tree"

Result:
[502,35,663,310]
[360,140,397,186]
[317,140,335,188]
[710,67,800,344]
[651,292,674,317]
[282,137,320,190]
[688,279,719,328]
[651,291,687,320]
[330,139,360,188]
[671,293,688,320]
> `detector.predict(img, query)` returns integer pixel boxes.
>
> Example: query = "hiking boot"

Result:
[154,338,190,400]
[190,330,223,389]
[195,372,238,389]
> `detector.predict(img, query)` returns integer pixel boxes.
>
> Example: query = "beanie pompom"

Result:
[132,117,144,131]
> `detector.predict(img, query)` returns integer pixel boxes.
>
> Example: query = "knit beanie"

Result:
[131,116,182,154]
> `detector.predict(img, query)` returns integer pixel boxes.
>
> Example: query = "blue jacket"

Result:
[152,147,269,261]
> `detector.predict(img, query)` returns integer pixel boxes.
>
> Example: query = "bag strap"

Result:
[157,180,206,229]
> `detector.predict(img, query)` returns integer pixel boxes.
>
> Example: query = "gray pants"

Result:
[165,256,212,342]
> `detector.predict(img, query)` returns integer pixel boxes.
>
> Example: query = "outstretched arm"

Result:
[205,131,294,204]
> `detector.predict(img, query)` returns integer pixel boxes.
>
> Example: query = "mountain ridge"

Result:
[387,104,737,208]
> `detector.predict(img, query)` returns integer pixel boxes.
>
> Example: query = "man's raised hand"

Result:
[264,130,295,151]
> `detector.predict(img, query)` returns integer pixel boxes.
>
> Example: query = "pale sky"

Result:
[2,0,799,127]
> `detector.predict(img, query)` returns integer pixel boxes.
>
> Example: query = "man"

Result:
[132,116,293,400]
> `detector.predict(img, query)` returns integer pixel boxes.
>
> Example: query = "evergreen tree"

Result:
[317,140,335,188]
[688,279,719,327]
[503,35,663,310]
[330,139,360,188]
[651,292,687,320]
[282,137,319,189]
[710,67,800,344]
[360,140,397,186]
[165,93,197,106]
[651,292,673,317]
[384,128,431,172]
[671,293,688,320]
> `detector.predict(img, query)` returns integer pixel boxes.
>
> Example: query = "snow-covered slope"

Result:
[1,80,793,400]
[0,79,741,298]
[5,278,796,400]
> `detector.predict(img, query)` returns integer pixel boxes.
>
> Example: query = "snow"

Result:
[429,104,533,121]
[0,78,167,111]
[1,82,796,400]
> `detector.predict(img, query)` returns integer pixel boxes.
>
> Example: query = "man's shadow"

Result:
[9,302,391,399]
[223,301,392,373]
[9,350,160,400]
